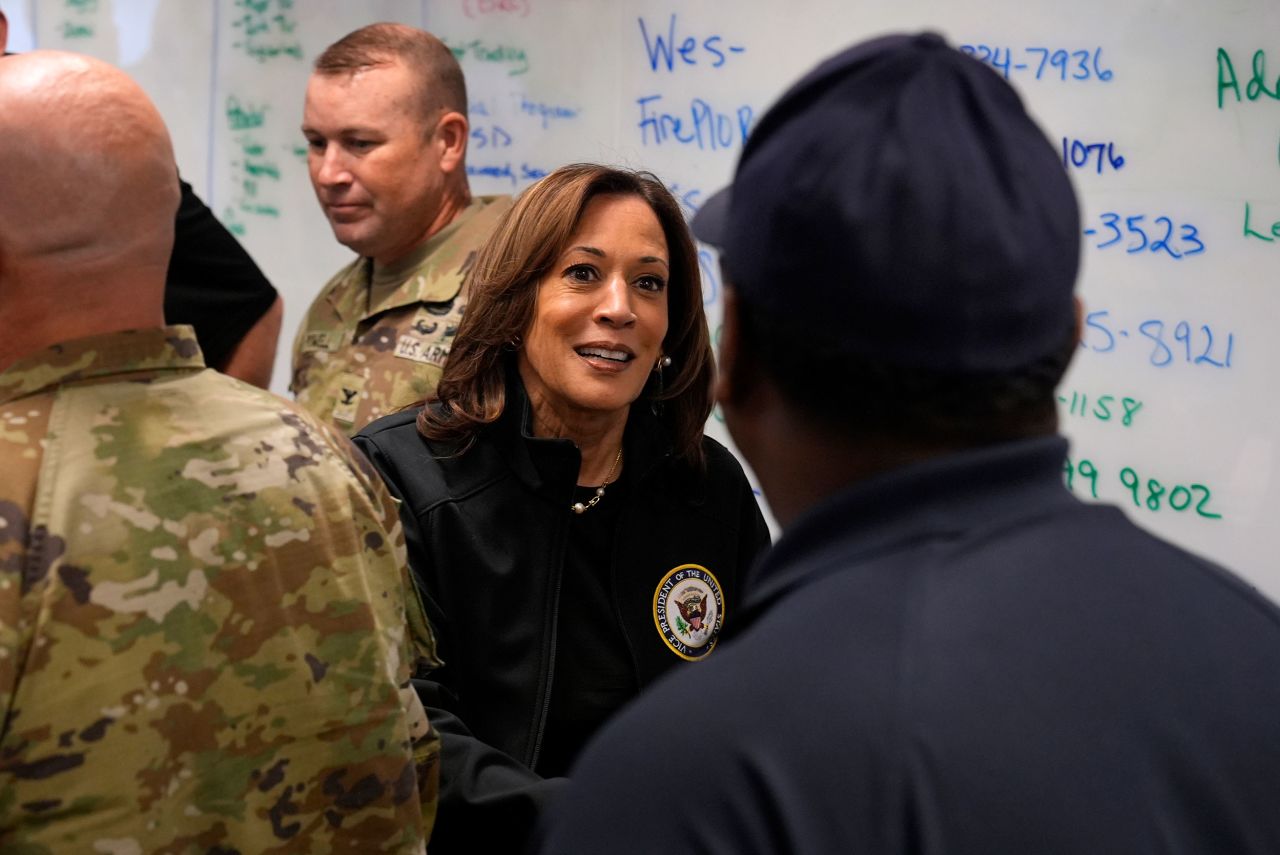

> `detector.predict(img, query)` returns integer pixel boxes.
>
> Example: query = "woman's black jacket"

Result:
[354,379,771,853]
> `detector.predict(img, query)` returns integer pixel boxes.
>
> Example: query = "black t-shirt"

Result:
[164,179,278,370]
[537,466,639,777]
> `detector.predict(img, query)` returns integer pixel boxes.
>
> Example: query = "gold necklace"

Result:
[571,446,623,514]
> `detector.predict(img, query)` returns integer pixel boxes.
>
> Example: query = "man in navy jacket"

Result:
[536,33,1280,854]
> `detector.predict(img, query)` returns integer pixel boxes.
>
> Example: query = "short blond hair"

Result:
[314,22,466,122]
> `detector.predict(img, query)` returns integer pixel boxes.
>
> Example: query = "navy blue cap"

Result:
[692,32,1080,372]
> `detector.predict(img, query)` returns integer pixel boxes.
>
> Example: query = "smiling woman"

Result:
[421,163,717,469]
[352,163,771,854]
[519,193,671,466]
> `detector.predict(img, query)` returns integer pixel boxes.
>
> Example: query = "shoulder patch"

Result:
[653,563,724,661]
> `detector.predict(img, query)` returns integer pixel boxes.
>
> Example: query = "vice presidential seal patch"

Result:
[653,564,724,661]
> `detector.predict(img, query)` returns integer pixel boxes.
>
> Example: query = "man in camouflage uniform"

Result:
[0,51,438,852]
[294,23,512,435]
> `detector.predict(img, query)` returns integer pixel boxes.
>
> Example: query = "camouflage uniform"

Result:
[0,326,441,854]
[291,195,513,436]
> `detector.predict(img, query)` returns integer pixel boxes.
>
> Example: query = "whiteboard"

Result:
[12,0,1280,602]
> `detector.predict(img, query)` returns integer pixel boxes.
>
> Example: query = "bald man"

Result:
[0,52,438,851]
[0,8,283,389]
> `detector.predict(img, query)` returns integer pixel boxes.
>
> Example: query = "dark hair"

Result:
[735,290,1076,446]
[314,23,467,122]
[419,163,714,468]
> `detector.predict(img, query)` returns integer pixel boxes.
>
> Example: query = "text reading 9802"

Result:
[1064,458,1222,519]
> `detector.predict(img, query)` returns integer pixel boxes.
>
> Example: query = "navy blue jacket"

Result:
[537,436,1280,854]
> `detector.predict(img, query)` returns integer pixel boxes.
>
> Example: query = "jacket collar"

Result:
[325,196,496,325]
[485,361,676,499]
[739,435,1075,622]
[0,326,206,404]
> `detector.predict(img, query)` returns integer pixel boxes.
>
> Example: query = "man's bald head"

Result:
[0,51,178,282]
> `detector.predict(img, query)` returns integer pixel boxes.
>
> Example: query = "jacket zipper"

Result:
[527,497,569,770]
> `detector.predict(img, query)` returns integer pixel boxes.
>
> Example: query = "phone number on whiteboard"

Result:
[958,45,1113,82]
[1064,457,1223,520]
[1080,311,1236,369]
[1083,213,1205,259]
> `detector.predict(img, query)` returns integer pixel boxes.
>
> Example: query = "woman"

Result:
[354,164,770,852]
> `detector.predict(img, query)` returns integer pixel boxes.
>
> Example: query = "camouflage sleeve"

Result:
[0,396,53,742]
[1,368,440,852]
[328,428,441,670]
[0,503,24,737]
[322,425,444,831]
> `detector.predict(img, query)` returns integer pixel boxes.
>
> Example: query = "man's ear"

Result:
[1073,295,1084,345]
[434,110,469,175]
[716,287,756,412]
